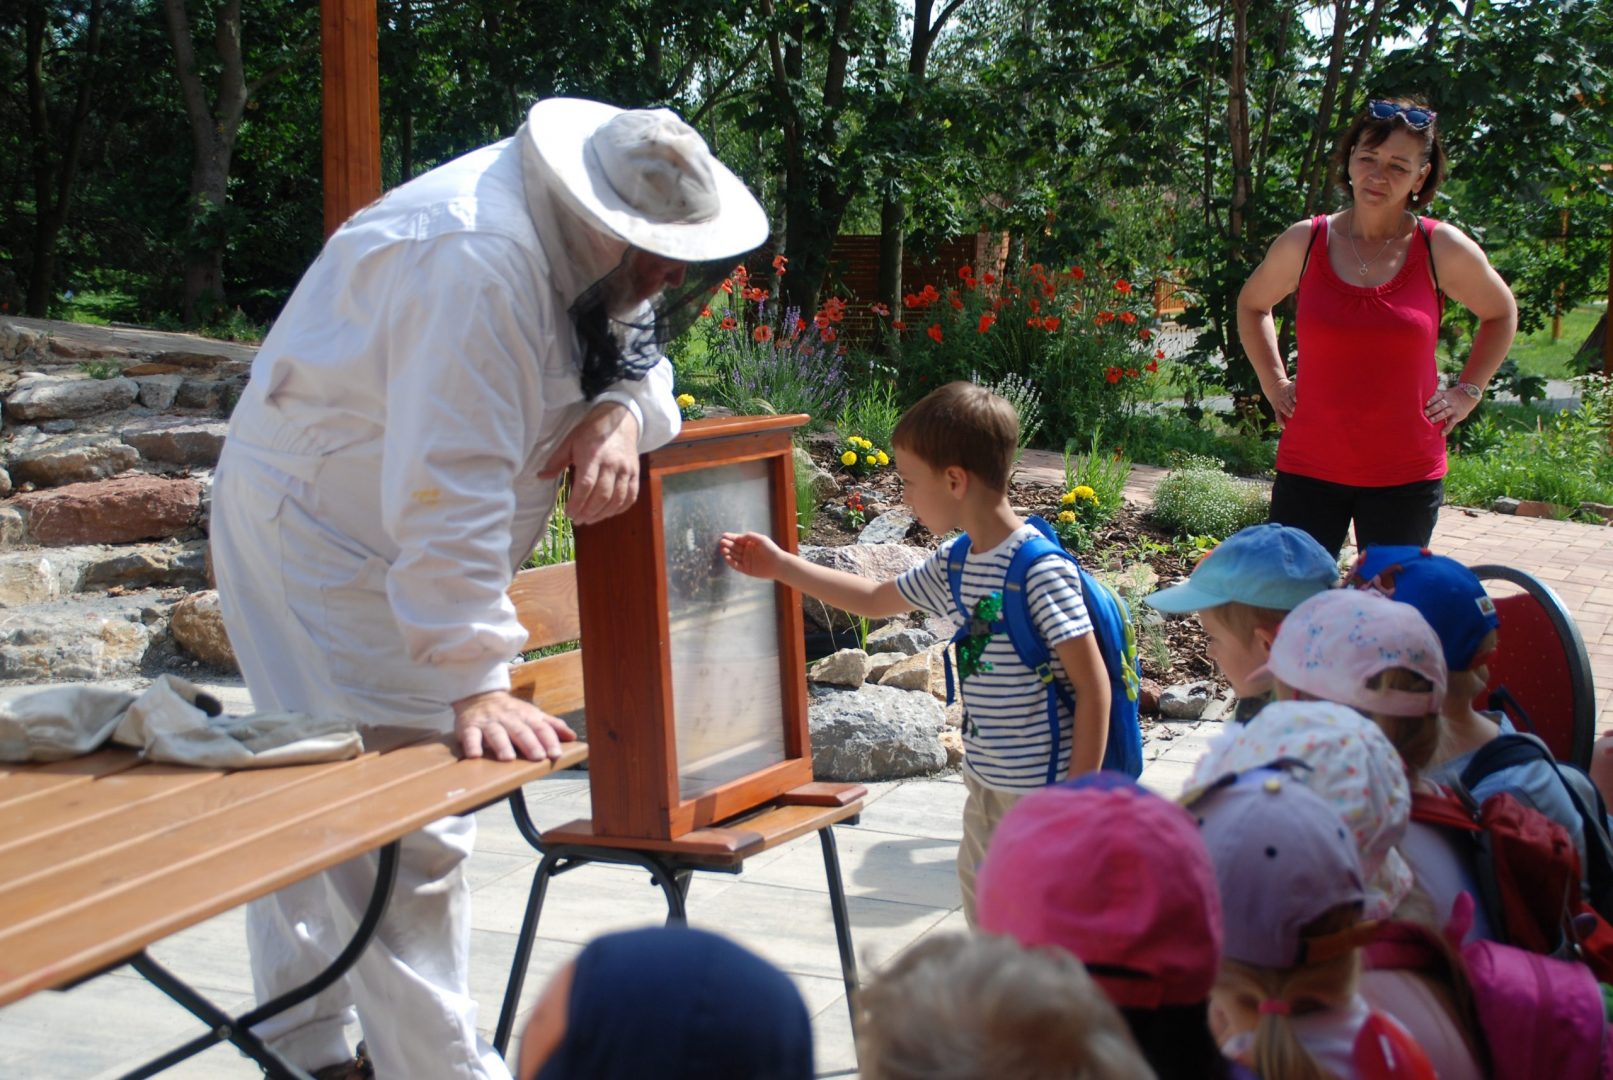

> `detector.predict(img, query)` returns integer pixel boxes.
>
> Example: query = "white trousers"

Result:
[211,447,511,1080]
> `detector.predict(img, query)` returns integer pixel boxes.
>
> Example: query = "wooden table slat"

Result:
[0,741,588,1006]
[0,749,146,804]
[0,763,225,854]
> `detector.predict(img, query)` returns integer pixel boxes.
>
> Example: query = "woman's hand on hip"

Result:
[1424,386,1479,435]
[1263,377,1297,426]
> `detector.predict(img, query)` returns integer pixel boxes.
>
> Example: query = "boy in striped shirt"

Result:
[721,381,1109,923]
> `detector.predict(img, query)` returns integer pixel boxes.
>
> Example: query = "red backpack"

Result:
[1411,785,1613,979]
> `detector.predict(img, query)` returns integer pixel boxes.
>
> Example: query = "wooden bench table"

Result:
[0,727,588,1079]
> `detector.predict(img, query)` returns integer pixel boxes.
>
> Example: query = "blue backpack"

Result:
[942,515,1144,782]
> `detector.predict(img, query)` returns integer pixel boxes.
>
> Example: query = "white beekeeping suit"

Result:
[211,97,767,1080]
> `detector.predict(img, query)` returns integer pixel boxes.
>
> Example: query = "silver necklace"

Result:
[1345,211,1402,278]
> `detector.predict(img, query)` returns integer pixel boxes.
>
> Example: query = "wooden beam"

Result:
[320,0,380,238]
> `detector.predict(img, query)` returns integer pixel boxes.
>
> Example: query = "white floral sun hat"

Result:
[1185,700,1414,919]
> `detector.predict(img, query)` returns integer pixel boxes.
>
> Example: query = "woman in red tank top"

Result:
[1236,99,1517,557]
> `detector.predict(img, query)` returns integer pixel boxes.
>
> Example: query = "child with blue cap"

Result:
[1146,523,1339,722]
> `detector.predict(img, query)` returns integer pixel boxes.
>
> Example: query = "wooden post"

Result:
[321,0,380,239]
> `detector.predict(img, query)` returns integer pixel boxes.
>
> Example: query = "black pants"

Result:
[1269,471,1443,559]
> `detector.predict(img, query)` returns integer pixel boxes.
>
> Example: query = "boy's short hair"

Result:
[856,932,1150,1080]
[1146,523,1338,615]
[890,381,1018,493]
[1198,600,1287,641]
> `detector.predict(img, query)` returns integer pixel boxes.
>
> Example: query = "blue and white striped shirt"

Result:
[896,524,1093,792]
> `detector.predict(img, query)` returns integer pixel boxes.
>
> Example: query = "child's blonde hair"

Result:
[1200,601,1287,642]
[1364,667,1441,777]
[1216,904,1362,1080]
[857,932,1153,1080]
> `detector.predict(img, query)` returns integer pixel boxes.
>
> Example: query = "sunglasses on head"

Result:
[1368,100,1437,130]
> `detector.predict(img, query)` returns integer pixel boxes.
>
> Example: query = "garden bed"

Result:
[800,442,1224,696]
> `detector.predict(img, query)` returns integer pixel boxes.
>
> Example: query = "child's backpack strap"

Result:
[1002,522,1073,786]
[942,533,978,707]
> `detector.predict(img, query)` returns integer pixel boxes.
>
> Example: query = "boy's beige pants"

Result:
[958,771,1024,926]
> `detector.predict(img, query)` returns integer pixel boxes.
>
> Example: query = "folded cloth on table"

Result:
[0,675,362,767]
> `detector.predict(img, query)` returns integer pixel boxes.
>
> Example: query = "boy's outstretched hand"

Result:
[720,531,784,579]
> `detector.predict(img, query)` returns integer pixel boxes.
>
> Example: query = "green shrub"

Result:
[76,359,123,380]
[1444,375,1613,513]
[794,446,819,536]
[838,381,902,451]
[1049,432,1130,551]
[1125,410,1277,476]
[1150,456,1270,538]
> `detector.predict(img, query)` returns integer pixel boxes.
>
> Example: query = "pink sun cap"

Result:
[976,772,1223,1009]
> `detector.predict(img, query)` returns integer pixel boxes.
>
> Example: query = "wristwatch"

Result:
[1454,381,1483,400]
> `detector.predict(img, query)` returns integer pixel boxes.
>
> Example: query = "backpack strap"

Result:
[942,534,975,707]
[1418,216,1443,302]
[1002,518,1076,786]
[1297,214,1326,287]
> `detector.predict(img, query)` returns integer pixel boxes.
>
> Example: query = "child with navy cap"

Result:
[1146,523,1338,723]
[1191,770,1438,1080]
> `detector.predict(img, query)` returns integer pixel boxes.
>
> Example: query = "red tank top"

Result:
[1275,215,1446,486]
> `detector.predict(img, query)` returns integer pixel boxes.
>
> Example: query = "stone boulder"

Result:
[866,624,936,656]
[120,417,229,467]
[808,682,947,781]
[5,374,138,420]
[0,554,57,607]
[1159,680,1215,720]
[0,465,10,499]
[79,540,210,592]
[877,652,932,692]
[12,474,203,545]
[0,595,155,681]
[808,648,871,688]
[0,322,48,362]
[169,589,237,670]
[134,374,185,410]
[8,434,140,487]
[857,508,916,545]
[865,652,902,682]
[793,447,840,502]
[798,542,927,633]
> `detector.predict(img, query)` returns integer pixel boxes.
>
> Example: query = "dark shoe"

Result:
[310,1044,374,1080]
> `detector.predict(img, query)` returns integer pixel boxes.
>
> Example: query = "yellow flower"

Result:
[875,451,889,466]
[865,454,877,466]
[1061,490,1078,505]
[857,437,873,449]
[1074,485,1097,501]
[675,393,695,408]
[841,450,859,466]
[1058,510,1077,524]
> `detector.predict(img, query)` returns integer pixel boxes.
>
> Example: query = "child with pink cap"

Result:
[1191,769,1438,1080]
[976,773,1247,1080]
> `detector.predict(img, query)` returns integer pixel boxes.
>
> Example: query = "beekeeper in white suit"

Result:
[210,97,767,1080]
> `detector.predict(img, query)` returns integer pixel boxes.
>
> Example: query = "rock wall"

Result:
[0,321,239,681]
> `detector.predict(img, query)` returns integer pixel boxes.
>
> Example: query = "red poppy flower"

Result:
[720,279,734,294]
[1030,263,1046,276]
[892,320,908,331]
[1105,367,1122,384]
[720,316,737,331]
[1096,310,1116,324]
[1029,298,1041,314]
[927,324,943,343]
[949,294,964,311]
[1138,328,1153,342]
[1146,359,1159,373]
[745,286,767,303]
[822,327,838,343]
[1114,278,1132,294]
[870,302,891,317]
[982,272,997,285]
[1126,367,1139,378]
[1155,349,1166,360]
[958,265,974,280]
[1041,316,1061,332]
[1119,311,1137,325]
[920,284,940,302]
[1070,266,1085,280]
[1028,317,1042,327]
[1042,282,1056,299]
[797,317,809,332]
[733,263,749,280]
[699,305,712,319]
[753,325,773,342]
[903,293,920,309]
[978,313,996,333]
[772,254,788,273]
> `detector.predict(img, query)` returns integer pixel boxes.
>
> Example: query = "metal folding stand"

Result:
[492,788,862,1058]
[111,842,401,1080]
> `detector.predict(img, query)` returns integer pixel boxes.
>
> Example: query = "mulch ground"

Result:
[799,441,1225,700]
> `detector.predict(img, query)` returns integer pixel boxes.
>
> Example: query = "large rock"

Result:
[0,505,26,546]
[858,508,917,545]
[0,322,49,362]
[4,374,138,420]
[877,651,933,692]
[0,465,10,499]
[0,595,154,681]
[0,554,56,607]
[794,447,840,501]
[134,374,185,410]
[150,350,235,370]
[8,434,140,487]
[808,683,947,781]
[120,416,229,466]
[169,589,237,670]
[808,648,871,688]
[798,542,927,633]
[79,540,209,591]
[1159,680,1215,720]
[866,624,936,656]
[12,474,203,545]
